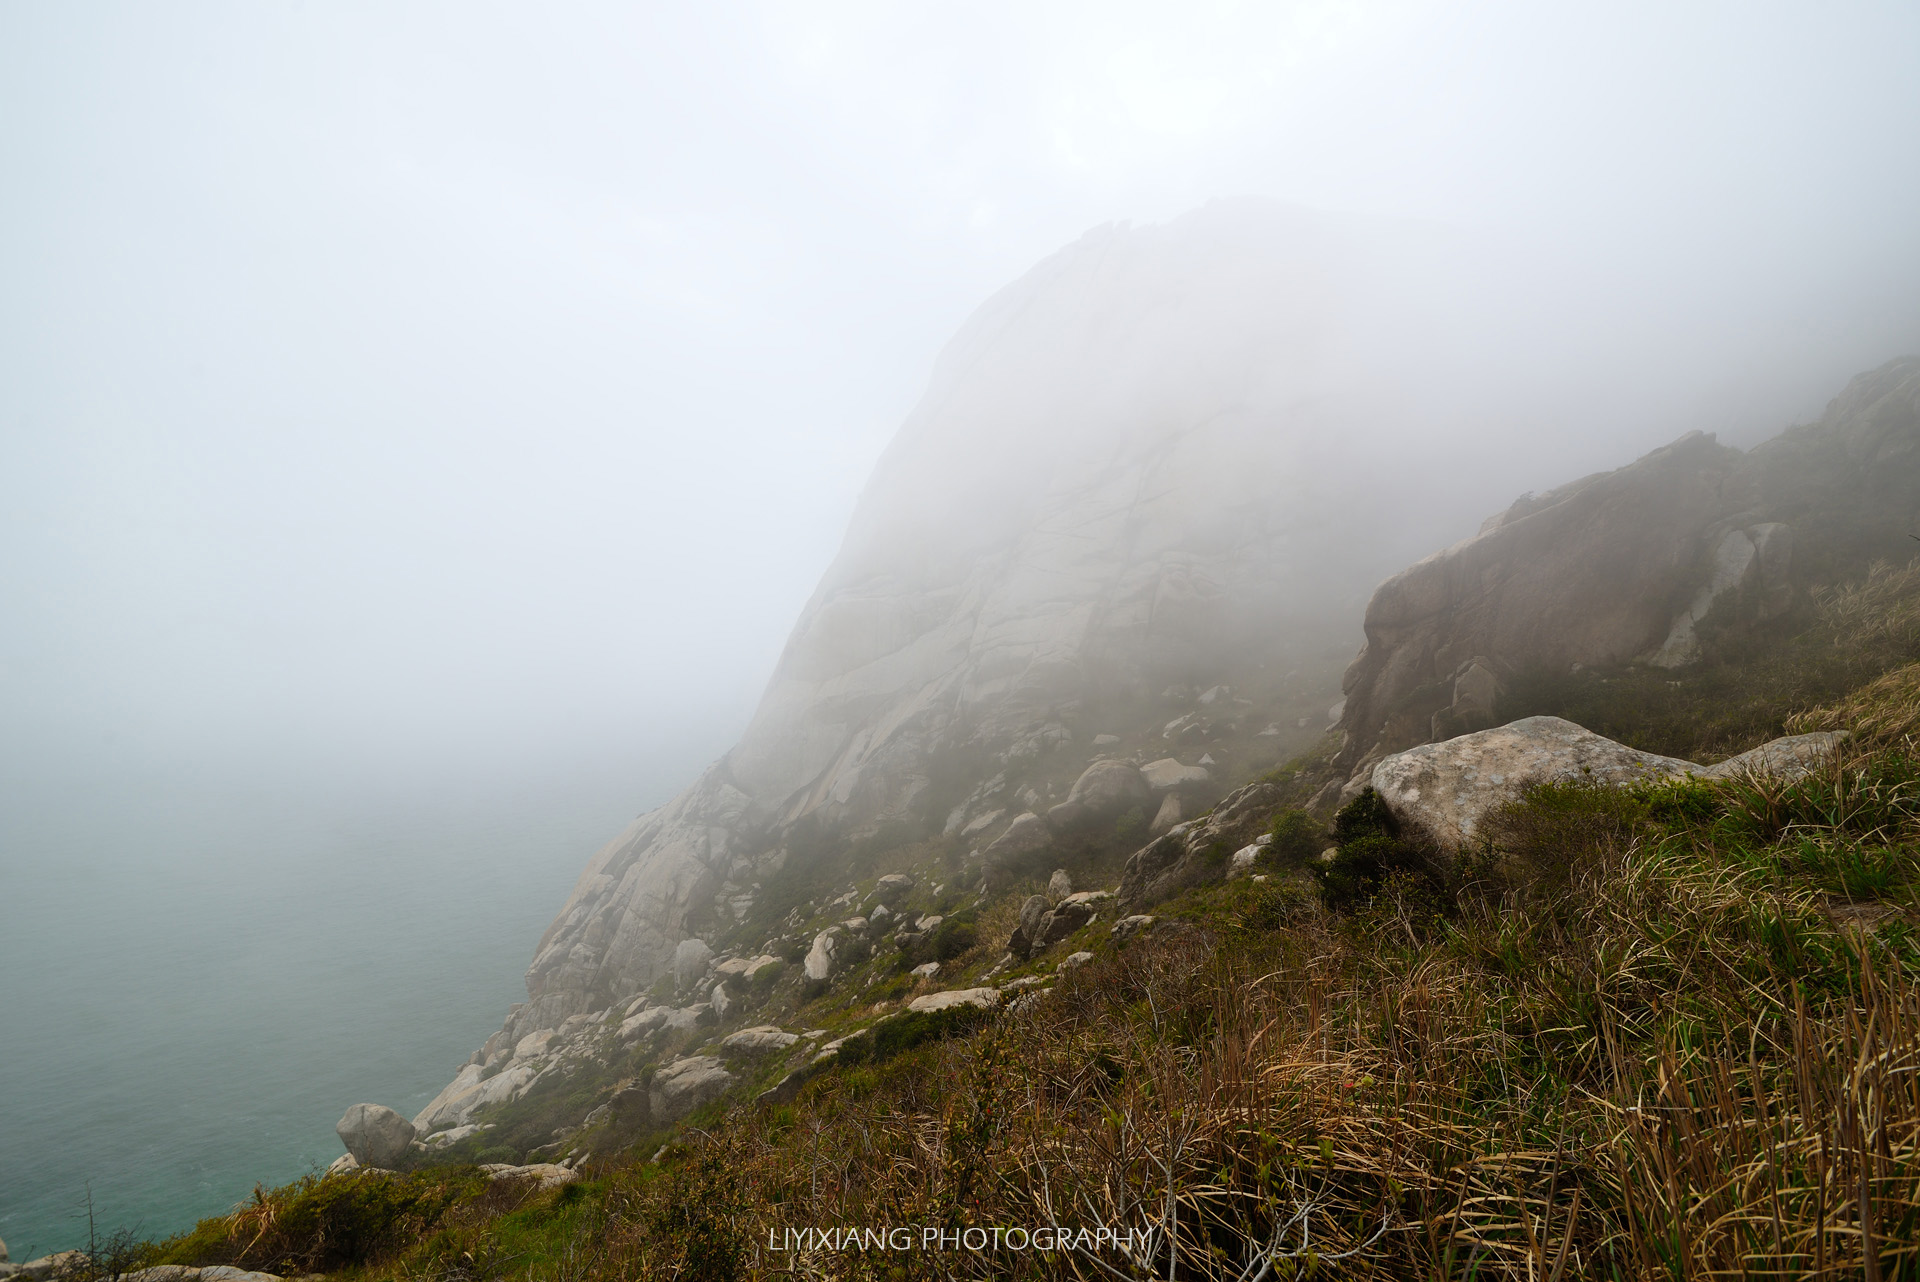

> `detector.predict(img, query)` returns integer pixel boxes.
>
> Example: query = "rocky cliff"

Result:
[1332,355,1920,783]
[458,200,1590,1069]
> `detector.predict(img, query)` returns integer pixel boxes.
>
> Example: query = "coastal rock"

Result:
[872,873,917,906]
[1336,357,1920,775]
[650,1057,736,1124]
[722,1025,801,1058]
[335,1103,416,1169]
[672,938,714,990]
[1049,760,1150,829]
[907,988,1001,1014]
[803,928,844,982]
[1370,716,1847,850]
[1117,778,1288,910]
[1141,759,1210,793]
[981,812,1052,871]
[482,1163,580,1192]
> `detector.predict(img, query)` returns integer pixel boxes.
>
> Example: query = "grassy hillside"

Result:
[69,562,1920,1280]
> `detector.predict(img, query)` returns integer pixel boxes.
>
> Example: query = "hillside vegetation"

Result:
[92,561,1920,1280]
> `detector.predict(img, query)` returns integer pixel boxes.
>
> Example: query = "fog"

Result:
[4,0,1919,793]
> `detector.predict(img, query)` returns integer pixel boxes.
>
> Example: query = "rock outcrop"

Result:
[469,202,1576,1057]
[1335,357,1920,779]
[649,1057,736,1125]
[1369,716,1846,850]
[335,1103,416,1170]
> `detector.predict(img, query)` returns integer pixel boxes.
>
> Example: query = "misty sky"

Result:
[4,2,1918,789]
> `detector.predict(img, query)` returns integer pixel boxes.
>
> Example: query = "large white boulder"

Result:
[672,938,714,989]
[335,1103,416,1169]
[1141,759,1211,793]
[650,1056,736,1124]
[1371,716,1846,850]
[722,1025,801,1058]
[908,988,1002,1014]
[1047,760,1150,827]
[803,927,843,982]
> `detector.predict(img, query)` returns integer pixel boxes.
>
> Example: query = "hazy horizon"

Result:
[4,2,1920,1258]
[5,2,1920,796]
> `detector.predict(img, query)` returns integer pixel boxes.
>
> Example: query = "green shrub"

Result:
[831,1005,991,1067]
[1265,807,1324,863]
[1319,788,1435,911]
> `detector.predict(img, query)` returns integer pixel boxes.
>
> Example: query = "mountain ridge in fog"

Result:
[415,196,1897,1088]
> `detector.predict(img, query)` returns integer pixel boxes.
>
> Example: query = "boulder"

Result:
[1007,894,1052,957]
[1058,951,1095,971]
[709,982,732,1020]
[1036,898,1099,949]
[722,1025,801,1058]
[803,927,843,982]
[650,1056,736,1124]
[672,938,714,990]
[873,873,917,906]
[910,961,940,977]
[1162,713,1212,743]
[1371,716,1846,850]
[980,812,1053,870]
[1112,914,1156,940]
[335,1103,417,1169]
[908,988,1001,1013]
[660,1003,716,1032]
[1141,759,1210,793]
[1046,869,1074,900]
[482,1162,581,1191]
[960,808,1006,838]
[1060,760,1151,821]
[1148,793,1183,833]
[514,1029,556,1058]
[1117,778,1289,909]
[1699,731,1848,781]
[620,1007,672,1041]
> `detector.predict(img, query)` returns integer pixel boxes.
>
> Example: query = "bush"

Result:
[1264,807,1324,863]
[1318,788,1435,911]
[149,1169,483,1274]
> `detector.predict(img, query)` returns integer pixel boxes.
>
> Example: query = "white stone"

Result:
[1057,951,1095,971]
[335,1103,416,1169]
[907,987,1001,1013]
[804,928,843,982]
[1141,759,1210,792]
[650,1056,736,1123]
[672,938,714,989]
[1372,716,1846,850]
[722,1025,801,1058]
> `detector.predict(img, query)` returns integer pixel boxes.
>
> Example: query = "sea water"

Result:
[0,746,701,1258]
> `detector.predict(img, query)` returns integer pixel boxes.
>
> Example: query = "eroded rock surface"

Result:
[1335,357,1920,779]
[335,1103,416,1169]
[1370,716,1847,850]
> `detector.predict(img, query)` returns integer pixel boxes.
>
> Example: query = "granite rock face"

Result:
[1334,356,1920,779]
[650,1057,736,1125]
[335,1103,416,1169]
[1370,716,1848,851]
